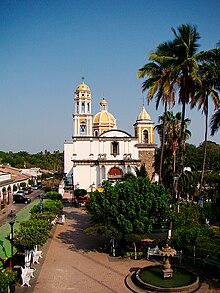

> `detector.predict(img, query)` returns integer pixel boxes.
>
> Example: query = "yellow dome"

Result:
[76,82,90,92]
[93,111,116,126]
[138,106,151,120]
[100,98,108,105]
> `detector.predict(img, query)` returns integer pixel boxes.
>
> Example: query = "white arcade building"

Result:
[64,81,156,192]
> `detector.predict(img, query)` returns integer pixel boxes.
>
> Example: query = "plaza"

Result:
[15,204,155,293]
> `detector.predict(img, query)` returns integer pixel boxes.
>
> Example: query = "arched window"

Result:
[81,102,85,113]
[143,130,149,143]
[101,166,105,181]
[94,130,99,137]
[80,122,87,135]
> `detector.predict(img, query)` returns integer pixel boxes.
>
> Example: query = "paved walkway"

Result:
[15,206,156,293]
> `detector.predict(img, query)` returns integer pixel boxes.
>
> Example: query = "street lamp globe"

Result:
[8,210,16,226]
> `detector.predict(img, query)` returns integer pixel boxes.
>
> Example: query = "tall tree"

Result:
[137,48,176,183]
[191,61,219,199]
[165,24,202,170]
[86,178,170,242]
[155,111,191,184]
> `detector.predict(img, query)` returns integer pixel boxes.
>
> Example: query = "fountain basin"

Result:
[135,265,200,292]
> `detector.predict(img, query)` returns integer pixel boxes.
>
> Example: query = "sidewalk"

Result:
[15,206,155,293]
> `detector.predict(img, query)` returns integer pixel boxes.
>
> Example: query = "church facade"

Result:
[64,81,156,192]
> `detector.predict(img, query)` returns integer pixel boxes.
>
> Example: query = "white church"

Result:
[64,81,156,192]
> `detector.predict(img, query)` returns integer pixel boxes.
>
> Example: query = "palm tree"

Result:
[137,48,176,183]
[165,24,202,170]
[210,107,220,135]
[191,61,219,198]
[155,111,191,185]
[135,163,148,178]
[138,24,202,179]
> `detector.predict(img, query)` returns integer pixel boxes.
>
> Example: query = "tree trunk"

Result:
[159,102,168,183]
[180,97,186,167]
[200,102,208,207]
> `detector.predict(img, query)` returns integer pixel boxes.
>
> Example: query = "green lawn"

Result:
[0,200,40,264]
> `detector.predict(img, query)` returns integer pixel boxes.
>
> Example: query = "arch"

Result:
[80,121,87,135]
[2,187,6,207]
[108,167,123,180]
[101,165,106,181]
[81,102,85,113]
[7,185,11,205]
[143,129,149,143]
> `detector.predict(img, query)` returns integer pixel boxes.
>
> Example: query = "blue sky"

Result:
[1,0,219,153]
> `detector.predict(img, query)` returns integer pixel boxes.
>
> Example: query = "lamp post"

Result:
[40,194,44,213]
[167,174,179,241]
[173,174,180,213]
[8,210,16,270]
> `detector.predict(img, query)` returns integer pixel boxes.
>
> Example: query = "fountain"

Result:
[160,244,176,278]
[126,244,201,292]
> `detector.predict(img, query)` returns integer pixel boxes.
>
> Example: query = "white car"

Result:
[16,190,25,195]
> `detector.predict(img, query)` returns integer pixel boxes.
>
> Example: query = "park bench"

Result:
[147,245,160,259]
[147,245,182,263]
[21,267,35,287]
[173,249,182,263]
[203,255,220,272]
[32,245,43,264]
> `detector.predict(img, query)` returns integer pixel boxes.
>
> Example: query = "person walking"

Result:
[61,213,65,225]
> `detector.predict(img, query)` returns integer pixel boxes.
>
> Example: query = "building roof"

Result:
[76,82,90,92]
[137,106,151,121]
[0,165,30,185]
[93,98,116,129]
[93,111,116,125]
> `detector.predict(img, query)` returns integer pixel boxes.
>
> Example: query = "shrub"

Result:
[0,269,17,293]
[30,200,63,215]
[46,191,62,201]
[172,225,214,249]
[30,211,56,222]
[13,219,52,251]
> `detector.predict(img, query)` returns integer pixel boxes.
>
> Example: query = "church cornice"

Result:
[71,159,140,166]
[70,136,137,141]
[135,143,157,148]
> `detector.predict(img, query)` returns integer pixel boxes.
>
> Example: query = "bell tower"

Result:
[134,106,154,144]
[134,105,156,180]
[73,79,93,137]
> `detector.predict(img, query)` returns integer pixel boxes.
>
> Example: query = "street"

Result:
[0,189,44,227]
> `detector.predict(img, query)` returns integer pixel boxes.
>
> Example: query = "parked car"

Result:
[22,187,32,194]
[32,185,39,190]
[76,196,89,207]
[13,193,31,204]
[37,183,42,189]
[16,190,25,195]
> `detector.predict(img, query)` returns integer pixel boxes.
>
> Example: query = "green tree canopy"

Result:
[86,177,170,241]
[13,219,51,250]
